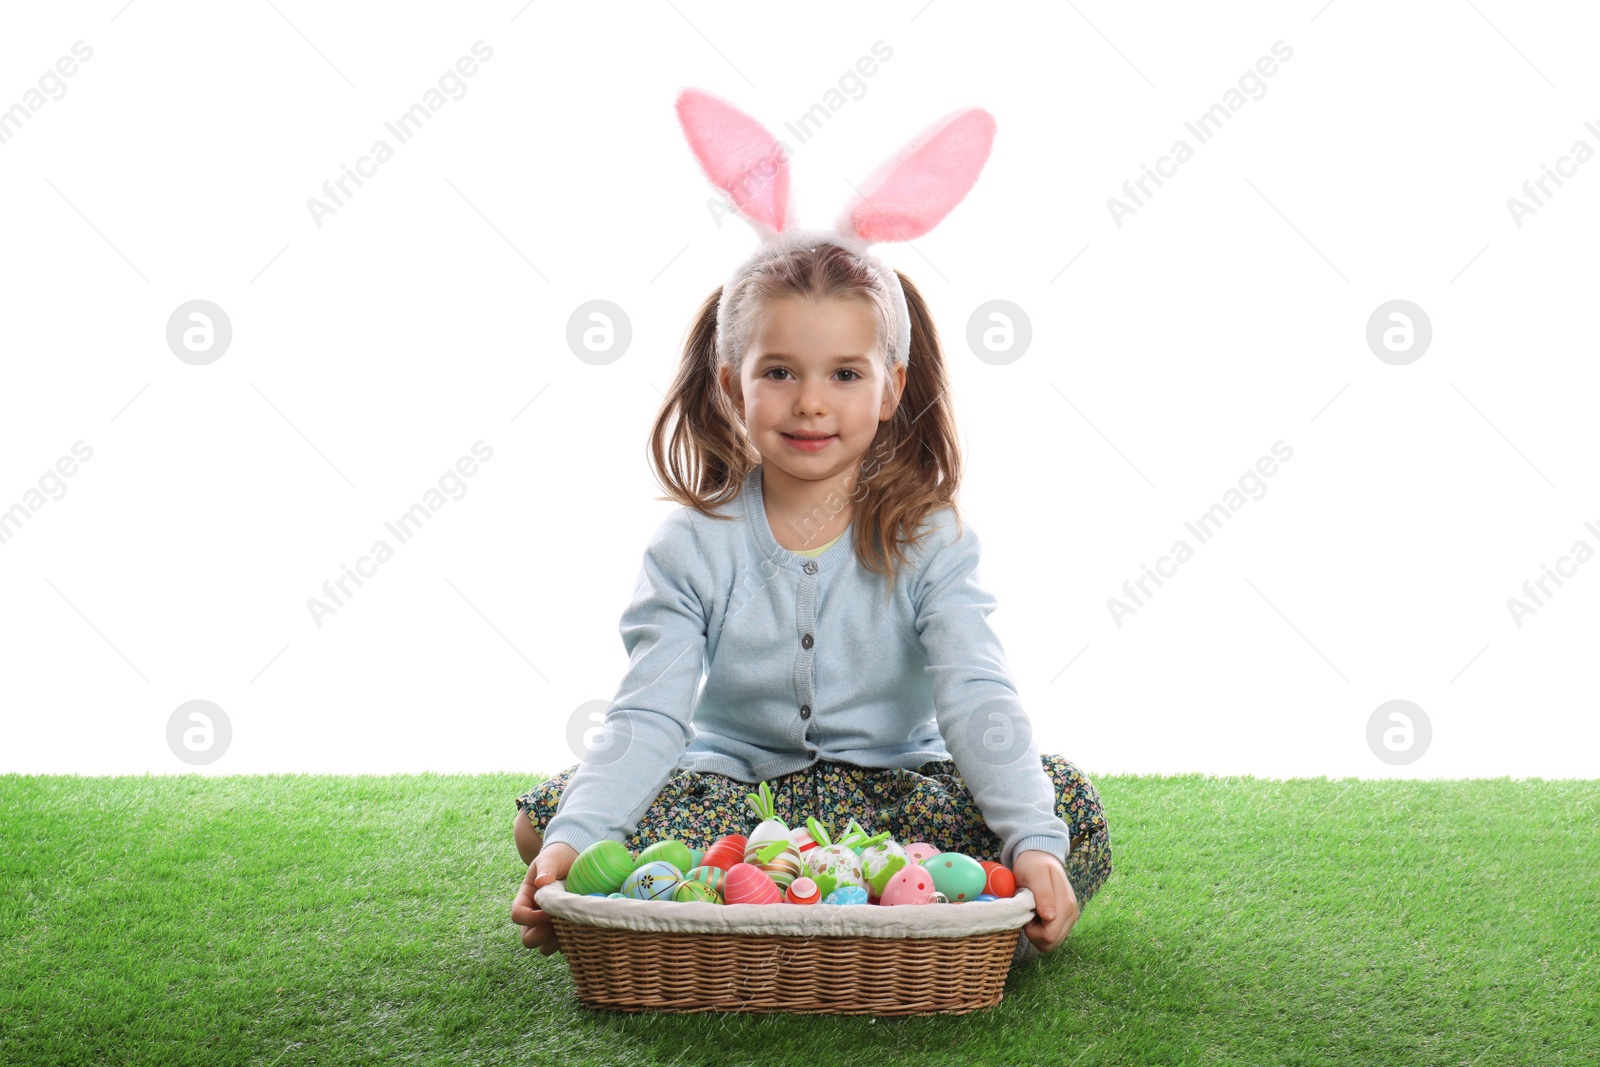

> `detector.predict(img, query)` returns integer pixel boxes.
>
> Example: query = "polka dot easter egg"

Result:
[927,852,987,902]
[784,876,820,905]
[622,860,683,901]
[878,863,940,906]
[904,841,940,866]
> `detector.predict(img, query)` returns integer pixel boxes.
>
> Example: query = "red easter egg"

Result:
[723,862,782,905]
[784,876,820,905]
[701,834,749,872]
[980,860,1016,898]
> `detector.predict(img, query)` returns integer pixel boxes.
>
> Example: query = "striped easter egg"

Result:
[684,865,727,898]
[673,880,721,904]
[750,839,803,890]
[566,839,635,896]
[634,839,693,873]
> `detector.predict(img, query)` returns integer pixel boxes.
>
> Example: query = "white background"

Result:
[1,2,1595,779]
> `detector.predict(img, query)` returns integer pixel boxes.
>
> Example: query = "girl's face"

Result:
[721,295,906,488]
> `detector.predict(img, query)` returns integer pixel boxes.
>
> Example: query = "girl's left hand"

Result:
[1013,849,1080,953]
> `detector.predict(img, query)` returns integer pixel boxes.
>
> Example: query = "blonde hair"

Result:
[648,239,964,579]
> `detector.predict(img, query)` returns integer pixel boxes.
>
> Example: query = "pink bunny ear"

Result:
[675,88,790,236]
[839,107,997,244]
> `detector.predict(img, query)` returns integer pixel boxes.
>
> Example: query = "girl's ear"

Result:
[718,360,744,421]
[881,361,907,421]
[836,107,997,244]
[676,88,791,239]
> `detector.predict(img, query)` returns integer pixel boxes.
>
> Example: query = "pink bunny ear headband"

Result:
[674,87,997,369]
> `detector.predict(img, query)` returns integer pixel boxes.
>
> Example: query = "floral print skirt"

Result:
[516,753,1113,908]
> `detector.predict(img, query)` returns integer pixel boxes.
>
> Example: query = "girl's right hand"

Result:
[511,842,579,955]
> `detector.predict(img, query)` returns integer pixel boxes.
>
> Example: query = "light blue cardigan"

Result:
[541,464,1072,868]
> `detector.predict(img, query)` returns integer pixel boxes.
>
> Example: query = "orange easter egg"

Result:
[980,860,1016,898]
[700,834,748,872]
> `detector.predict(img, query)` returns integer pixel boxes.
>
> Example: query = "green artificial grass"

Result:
[1,774,1596,1066]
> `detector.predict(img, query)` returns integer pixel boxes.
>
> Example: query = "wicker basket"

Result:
[535,878,1035,1016]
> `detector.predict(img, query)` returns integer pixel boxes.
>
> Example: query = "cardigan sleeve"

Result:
[539,509,711,858]
[912,511,1072,869]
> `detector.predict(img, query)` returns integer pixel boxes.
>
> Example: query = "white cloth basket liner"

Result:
[536,879,1035,939]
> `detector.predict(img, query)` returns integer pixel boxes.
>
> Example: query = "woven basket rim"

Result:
[536,879,1035,938]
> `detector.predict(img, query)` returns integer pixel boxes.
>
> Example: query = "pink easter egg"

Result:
[723,862,782,905]
[905,841,941,866]
[877,862,938,906]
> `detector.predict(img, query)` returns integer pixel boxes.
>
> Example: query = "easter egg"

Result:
[621,860,683,901]
[784,876,820,905]
[975,893,998,902]
[980,860,1017,898]
[700,834,747,871]
[585,892,607,897]
[687,847,705,869]
[674,879,721,904]
[803,843,866,899]
[904,841,940,866]
[859,840,907,897]
[566,839,635,896]
[927,852,987,902]
[823,885,869,905]
[722,862,782,905]
[878,862,939,906]
[606,892,626,898]
[787,823,821,853]
[748,838,803,890]
[746,816,790,857]
[684,865,727,898]
[634,839,693,873]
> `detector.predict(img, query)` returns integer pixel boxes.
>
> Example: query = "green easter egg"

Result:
[674,880,721,904]
[567,839,634,896]
[927,852,987,902]
[685,865,727,896]
[635,839,694,873]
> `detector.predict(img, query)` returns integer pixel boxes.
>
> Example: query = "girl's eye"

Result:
[763,368,863,382]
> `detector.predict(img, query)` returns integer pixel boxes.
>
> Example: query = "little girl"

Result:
[511,90,1112,964]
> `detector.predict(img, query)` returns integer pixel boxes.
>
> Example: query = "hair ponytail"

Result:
[648,287,754,516]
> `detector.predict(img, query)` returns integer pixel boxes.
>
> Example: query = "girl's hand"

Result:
[511,842,579,955]
[1013,849,1080,954]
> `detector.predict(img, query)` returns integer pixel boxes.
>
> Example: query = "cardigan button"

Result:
[801,633,814,649]
[802,560,817,574]
[800,704,811,719]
